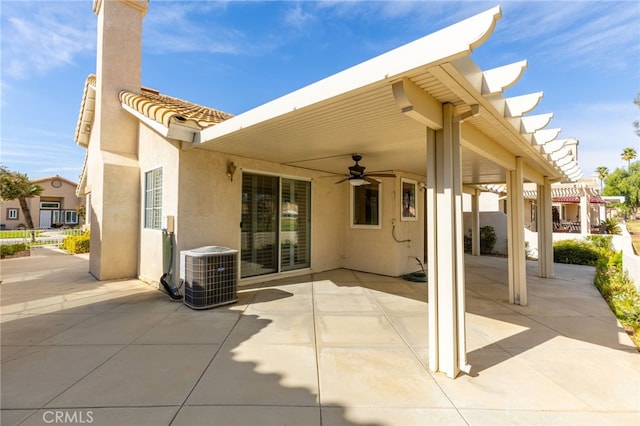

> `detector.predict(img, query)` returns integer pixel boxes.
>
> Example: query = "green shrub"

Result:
[553,239,599,266]
[594,251,640,342]
[479,225,496,254]
[61,232,90,254]
[585,235,614,253]
[463,226,496,254]
[600,218,621,235]
[0,243,28,258]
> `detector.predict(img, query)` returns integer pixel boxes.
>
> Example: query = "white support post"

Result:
[537,177,554,278]
[471,190,480,256]
[580,189,589,236]
[426,103,469,378]
[506,157,527,305]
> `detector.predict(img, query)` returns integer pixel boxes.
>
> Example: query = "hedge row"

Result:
[61,232,90,254]
[0,243,28,258]
[554,236,639,346]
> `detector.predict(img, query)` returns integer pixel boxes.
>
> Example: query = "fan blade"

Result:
[335,177,349,184]
[363,176,380,185]
[367,173,396,178]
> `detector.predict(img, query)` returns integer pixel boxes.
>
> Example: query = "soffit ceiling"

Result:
[191,67,522,185]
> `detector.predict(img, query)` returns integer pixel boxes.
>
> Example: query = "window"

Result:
[352,182,381,227]
[65,210,78,224]
[40,202,60,209]
[7,208,18,220]
[144,167,163,229]
[401,178,417,221]
[53,210,61,224]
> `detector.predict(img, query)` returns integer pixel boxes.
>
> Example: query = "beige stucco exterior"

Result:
[0,176,83,230]
[134,121,426,285]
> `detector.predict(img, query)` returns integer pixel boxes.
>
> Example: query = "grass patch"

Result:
[0,230,44,239]
[626,220,640,255]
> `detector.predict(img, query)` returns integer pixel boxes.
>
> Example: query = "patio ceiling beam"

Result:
[523,163,545,185]
[460,122,516,171]
[392,77,443,129]
[532,128,562,146]
[481,60,527,96]
[514,113,554,134]
[432,62,562,179]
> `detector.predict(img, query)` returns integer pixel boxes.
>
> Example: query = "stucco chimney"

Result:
[88,0,148,280]
[93,0,147,153]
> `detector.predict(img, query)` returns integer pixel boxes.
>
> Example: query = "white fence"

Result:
[0,228,85,252]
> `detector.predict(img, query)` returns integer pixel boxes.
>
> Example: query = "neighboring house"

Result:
[76,0,583,379]
[469,176,606,237]
[0,175,83,230]
[463,177,612,258]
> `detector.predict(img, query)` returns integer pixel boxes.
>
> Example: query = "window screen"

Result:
[144,167,163,229]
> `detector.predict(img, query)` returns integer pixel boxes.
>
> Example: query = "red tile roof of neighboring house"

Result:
[552,196,606,204]
[119,87,234,129]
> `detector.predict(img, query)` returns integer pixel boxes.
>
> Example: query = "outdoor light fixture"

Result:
[226,161,237,181]
[349,178,367,186]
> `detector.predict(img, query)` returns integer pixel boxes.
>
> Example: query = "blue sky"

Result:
[1,0,639,182]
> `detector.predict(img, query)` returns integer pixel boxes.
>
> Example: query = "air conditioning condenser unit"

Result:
[180,246,238,309]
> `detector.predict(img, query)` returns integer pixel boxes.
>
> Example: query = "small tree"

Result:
[622,147,637,170]
[0,166,44,241]
[595,166,609,191]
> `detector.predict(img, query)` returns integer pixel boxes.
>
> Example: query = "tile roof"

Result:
[119,88,233,130]
[74,74,97,146]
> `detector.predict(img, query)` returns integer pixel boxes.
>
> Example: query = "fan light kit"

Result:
[335,154,396,186]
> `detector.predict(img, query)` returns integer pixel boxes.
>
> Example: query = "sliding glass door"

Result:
[241,173,311,278]
[281,178,310,272]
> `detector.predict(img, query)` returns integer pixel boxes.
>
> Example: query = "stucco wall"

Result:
[342,175,425,276]
[137,125,181,285]
[136,134,352,286]
[462,211,508,254]
[136,126,425,285]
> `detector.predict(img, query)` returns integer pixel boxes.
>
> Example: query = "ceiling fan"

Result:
[335,154,396,186]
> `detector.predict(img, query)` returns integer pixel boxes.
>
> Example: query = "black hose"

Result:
[160,232,182,300]
[160,272,182,300]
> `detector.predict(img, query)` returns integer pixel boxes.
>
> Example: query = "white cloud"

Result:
[497,2,640,71]
[143,2,256,56]
[1,2,95,80]
[283,3,316,29]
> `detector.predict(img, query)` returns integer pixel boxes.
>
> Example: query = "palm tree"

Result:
[0,166,44,241]
[621,147,637,170]
[595,166,609,191]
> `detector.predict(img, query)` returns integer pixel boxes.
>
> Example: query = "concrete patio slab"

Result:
[1,249,639,426]
[47,344,216,408]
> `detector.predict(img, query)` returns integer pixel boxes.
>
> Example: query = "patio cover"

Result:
[109,6,585,379]
[116,6,581,185]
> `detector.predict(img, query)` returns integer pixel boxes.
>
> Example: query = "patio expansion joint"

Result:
[26,307,184,412]
[310,277,325,425]
[167,297,252,425]
[352,274,471,419]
